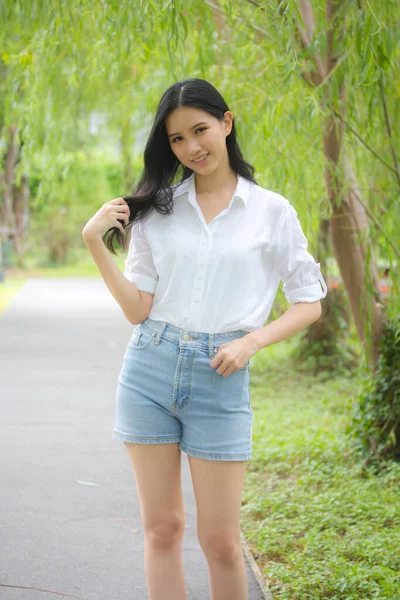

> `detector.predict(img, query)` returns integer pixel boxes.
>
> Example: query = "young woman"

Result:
[82,77,327,600]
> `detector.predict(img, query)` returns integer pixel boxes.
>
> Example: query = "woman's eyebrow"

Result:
[168,121,208,138]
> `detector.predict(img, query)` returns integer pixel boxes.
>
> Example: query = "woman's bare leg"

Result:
[124,441,187,600]
[188,456,249,600]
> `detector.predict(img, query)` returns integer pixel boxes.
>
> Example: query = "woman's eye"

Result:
[172,128,206,144]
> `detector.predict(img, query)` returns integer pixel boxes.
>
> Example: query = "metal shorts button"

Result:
[183,333,190,341]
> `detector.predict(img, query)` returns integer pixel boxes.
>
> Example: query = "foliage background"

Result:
[1,1,399,598]
[1,2,397,304]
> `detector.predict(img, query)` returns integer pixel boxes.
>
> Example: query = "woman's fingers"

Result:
[111,203,129,213]
[111,201,130,222]
[83,197,131,239]
[114,216,125,233]
[110,197,128,206]
[115,208,130,218]
[107,198,130,229]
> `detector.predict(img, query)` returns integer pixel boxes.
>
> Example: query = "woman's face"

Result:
[165,106,233,174]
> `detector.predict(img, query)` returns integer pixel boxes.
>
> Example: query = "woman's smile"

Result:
[192,153,209,165]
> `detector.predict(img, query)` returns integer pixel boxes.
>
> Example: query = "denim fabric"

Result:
[112,317,252,461]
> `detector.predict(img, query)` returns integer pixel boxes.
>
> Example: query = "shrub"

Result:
[349,315,400,467]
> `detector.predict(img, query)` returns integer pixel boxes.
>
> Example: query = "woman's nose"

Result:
[187,139,202,156]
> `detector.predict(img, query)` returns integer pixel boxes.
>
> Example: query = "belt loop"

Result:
[154,321,168,345]
[208,333,214,359]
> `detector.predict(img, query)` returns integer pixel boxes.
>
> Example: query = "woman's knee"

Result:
[200,531,242,563]
[145,514,186,549]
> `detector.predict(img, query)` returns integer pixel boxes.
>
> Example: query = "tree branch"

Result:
[378,75,400,189]
[206,0,274,43]
[349,184,400,259]
[332,109,399,177]
[298,0,326,82]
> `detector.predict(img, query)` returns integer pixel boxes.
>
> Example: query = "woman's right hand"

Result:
[82,197,130,240]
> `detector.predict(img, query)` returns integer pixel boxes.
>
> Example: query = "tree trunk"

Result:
[324,93,383,366]
[297,0,384,367]
[302,216,352,361]
[0,125,19,235]
[0,125,30,268]
[13,174,30,266]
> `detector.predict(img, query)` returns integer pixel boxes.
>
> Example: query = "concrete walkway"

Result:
[0,278,270,600]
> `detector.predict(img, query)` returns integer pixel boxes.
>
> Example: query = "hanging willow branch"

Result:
[332,109,398,176]
[378,75,400,190]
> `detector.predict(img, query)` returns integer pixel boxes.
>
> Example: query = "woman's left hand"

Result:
[209,335,259,377]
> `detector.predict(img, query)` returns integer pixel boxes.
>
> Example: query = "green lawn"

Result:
[244,339,400,599]
[0,277,27,316]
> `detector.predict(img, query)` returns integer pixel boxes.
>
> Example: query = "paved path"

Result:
[0,278,269,599]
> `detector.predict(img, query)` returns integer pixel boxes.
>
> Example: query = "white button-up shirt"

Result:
[123,172,328,333]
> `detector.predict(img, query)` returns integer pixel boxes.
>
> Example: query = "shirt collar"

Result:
[173,171,250,207]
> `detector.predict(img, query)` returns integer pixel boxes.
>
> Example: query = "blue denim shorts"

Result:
[112,317,253,461]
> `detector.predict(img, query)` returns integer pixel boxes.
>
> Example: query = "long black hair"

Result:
[105,77,258,255]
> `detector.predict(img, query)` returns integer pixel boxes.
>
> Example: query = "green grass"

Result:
[0,276,27,316]
[243,338,400,599]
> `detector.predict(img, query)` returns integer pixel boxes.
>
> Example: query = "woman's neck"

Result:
[194,158,237,196]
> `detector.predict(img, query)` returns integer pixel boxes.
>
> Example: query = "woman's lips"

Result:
[192,153,209,165]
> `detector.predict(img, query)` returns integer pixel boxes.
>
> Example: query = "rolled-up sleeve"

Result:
[123,218,159,294]
[272,202,328,304]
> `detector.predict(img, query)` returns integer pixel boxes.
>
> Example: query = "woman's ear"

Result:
[224,111,233,136]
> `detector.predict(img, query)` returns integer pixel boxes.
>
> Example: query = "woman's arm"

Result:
[246,301,322,352]
[82,231,150,325]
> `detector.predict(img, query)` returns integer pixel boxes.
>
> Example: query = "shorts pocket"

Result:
[127,325,155,351]
[212,346,249,371]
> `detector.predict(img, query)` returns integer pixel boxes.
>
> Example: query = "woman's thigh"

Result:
[187,455,249,551]
[123,441,185,539]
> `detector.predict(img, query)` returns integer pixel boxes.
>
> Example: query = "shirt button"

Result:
[183,333,190,340]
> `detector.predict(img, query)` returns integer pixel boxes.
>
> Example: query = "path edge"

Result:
[241,532,273,599]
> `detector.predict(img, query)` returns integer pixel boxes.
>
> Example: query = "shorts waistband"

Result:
[140,317,250,353]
